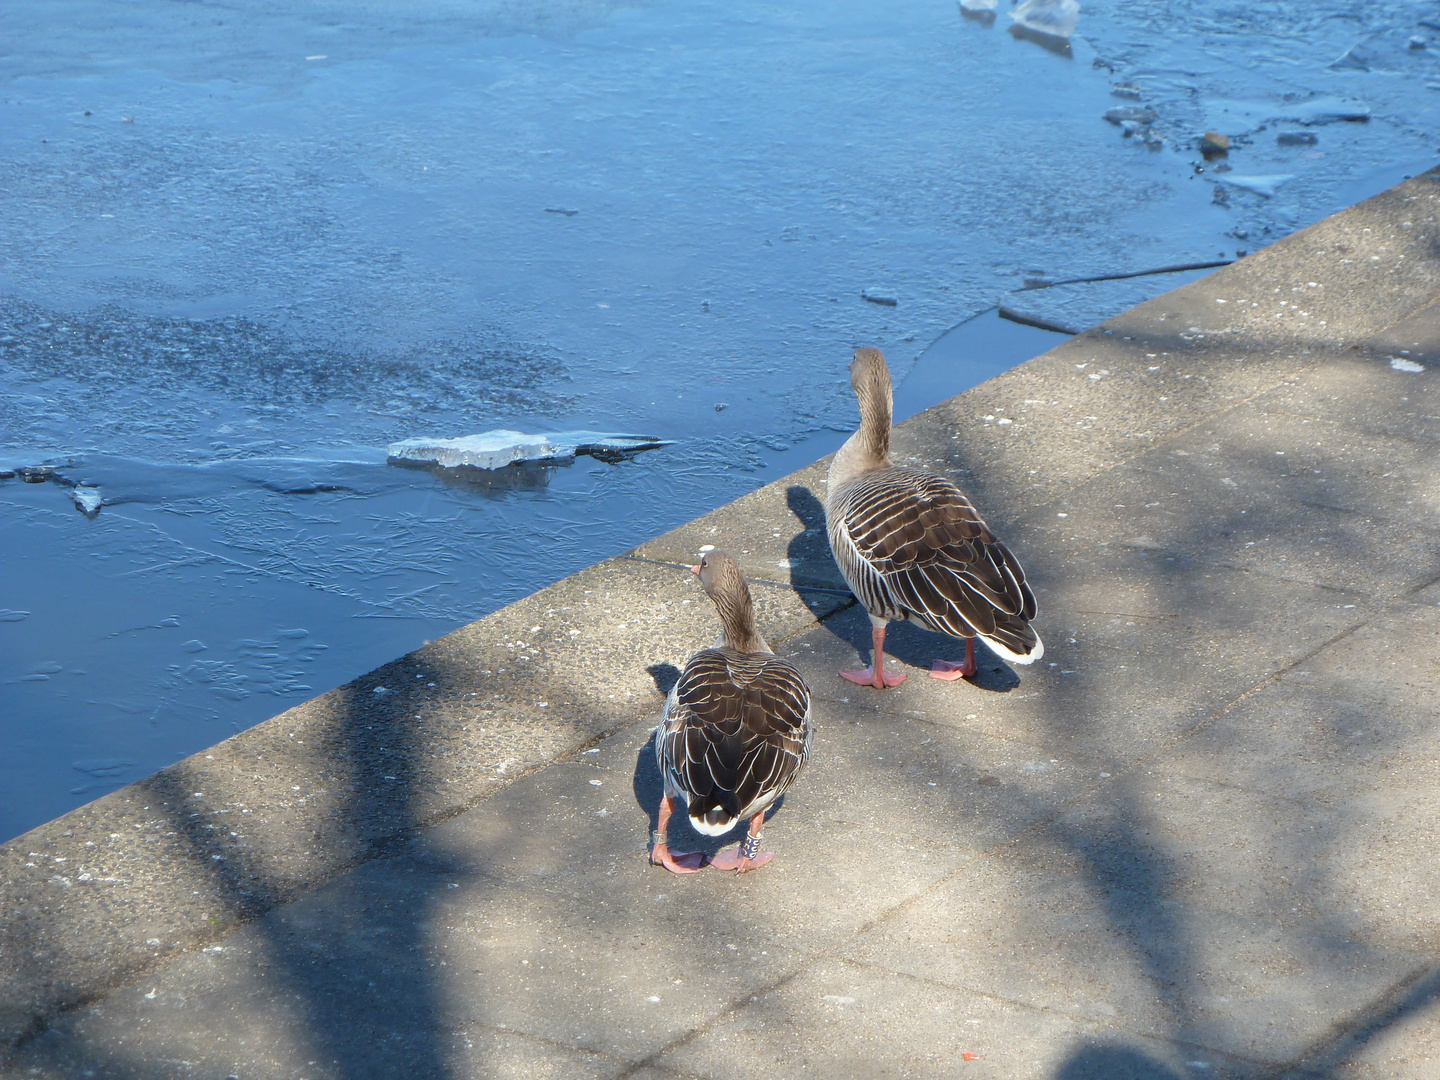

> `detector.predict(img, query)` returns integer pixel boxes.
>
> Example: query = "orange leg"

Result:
[840,624,907,690]
[708,812,775,873]
[650,795,706,874]
[930,638,977,681]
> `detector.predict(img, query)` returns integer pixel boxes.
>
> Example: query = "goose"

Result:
[651,550,814,874]
[824,346,1043,689]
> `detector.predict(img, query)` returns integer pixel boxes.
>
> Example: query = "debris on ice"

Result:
[1279,96,1370,124]
[72,759,136,777]
[1105,107,1156,125]
[959,0,998,23]
[1331,41,1384,71]
[1218,174,1294,198]
[386,430,672,471]
[1010,0,1080,39]
[1200,131,1230,156]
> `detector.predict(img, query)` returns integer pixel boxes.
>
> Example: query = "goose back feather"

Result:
[657,647,812,835]
[825,346,1043,665]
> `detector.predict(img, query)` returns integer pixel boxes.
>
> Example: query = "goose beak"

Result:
[689,564,702,576]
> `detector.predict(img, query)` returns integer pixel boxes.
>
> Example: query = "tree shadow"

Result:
[1054,1045,1183,1080]
[4,656,467,1079]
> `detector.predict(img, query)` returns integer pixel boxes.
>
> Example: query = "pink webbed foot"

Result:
[709,816,774,872]
[708,846,775,873]
[844,625,906,689]
[840,665,907,689]
[929,658,976,681]
[929,639,977,681]
[650,844,706,874]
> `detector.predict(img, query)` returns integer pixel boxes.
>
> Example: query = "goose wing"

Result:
[840,467,1040,658]
[659,649,812,826]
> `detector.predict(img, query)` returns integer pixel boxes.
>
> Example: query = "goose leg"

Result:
[650,796,706,874]
[930,638,977,681]
[708,812,775,873]
[840,624,908,690]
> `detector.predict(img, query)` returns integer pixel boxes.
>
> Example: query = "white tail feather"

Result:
[690,812,738,836]
[982,628,1044,665]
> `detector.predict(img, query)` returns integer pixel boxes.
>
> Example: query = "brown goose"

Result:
[824,347,1043,689]
[651,550,813,874]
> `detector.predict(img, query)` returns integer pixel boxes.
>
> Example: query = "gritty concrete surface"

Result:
[3,172,1440,1078]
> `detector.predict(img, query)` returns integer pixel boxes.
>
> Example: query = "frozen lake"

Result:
[3,0,1438,841]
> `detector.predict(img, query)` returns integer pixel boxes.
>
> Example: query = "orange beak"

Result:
[689,564,701,576]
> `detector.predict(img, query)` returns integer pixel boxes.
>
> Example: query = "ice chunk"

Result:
[959,0,998,22]
[71,485,103,516]
[1391,357,1425,372]
[387,430,672,471]
[1219,174,1294,198]
[1331,41,1383,71]
[1010,0,1080,39]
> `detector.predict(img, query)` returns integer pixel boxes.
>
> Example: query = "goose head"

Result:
[689,550,768,653]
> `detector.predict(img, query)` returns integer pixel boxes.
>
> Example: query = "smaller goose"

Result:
[651,550,814,874]
[825,347,1043,689]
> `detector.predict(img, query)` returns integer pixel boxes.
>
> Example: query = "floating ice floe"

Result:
[959,0,998,21]
[71,485,103,516]
[1010,0,1080,39]
[1219,174,1295,198]
[387,430,672,471]
[1391,357,1425,373]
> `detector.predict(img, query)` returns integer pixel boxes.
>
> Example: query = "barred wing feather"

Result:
[658,649,812,835]
[837,468,1041,662]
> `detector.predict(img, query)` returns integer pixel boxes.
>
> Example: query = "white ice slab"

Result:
[1010,0,1080,39]
[386,430,672,471]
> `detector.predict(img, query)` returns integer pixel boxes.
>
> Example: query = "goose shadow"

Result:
[631,662,783,860]
[783,484,850,595]
[807,568,1023,694]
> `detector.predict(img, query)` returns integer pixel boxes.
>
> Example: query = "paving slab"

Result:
[1261,328,1440,447]
[6,173,1440,1078]
[836,842,1428,1070]
[650,957,1268,1080]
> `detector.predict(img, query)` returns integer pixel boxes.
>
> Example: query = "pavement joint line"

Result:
[1176,616,1372,744]
[618,553,857,597]
[1260,961,1440,1080]
[1402,565,1440,602]
[612,968,809,1080]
